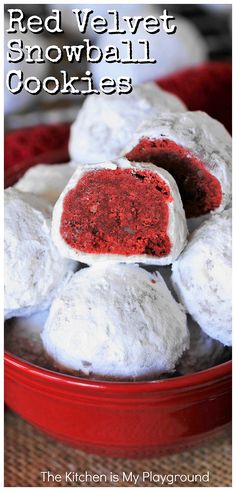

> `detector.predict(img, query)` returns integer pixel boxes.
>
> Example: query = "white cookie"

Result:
[4,188,76,319]
[15,163,75,205]
[172,209,232,346]
[41,264,189,379]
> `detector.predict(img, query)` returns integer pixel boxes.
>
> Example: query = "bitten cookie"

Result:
[52,158,188,266]
[4,188,76,319]
[41,264,189,380]
[125,111,232,217]
[69,82,186,164]
[172,209,232,346]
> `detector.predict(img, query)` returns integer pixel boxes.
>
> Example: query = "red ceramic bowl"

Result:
[4,62,232,458]
[4,352,231,458]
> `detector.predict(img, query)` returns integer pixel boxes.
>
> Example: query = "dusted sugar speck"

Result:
[125,111,231,217]
[4,188,76,320]
[52,159,188,266]
[41,264,189,380]
[172,209,232,346]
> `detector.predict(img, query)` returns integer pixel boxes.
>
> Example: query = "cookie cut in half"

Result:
[125,111,232,217]
[52,159,188,265]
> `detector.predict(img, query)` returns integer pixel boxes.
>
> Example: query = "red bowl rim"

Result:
[4,350,232,393]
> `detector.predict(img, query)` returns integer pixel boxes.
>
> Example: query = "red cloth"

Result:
[5,62,232,187]
[5,123,70,186]
[158,62,232,134]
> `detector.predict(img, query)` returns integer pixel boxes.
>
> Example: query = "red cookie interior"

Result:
[126,138,222,218]
[60,168,173,257]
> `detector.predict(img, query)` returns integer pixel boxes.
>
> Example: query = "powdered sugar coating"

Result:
[15,163,75,205]
[69,82,186,165]
[124,111,232,213]
[4,188,76,320]
[52,158,188,266]
[41,264,189,379]
[172,209,232,346]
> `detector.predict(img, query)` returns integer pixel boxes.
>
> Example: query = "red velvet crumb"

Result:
[60,168,173,257]
[126,138,222,218]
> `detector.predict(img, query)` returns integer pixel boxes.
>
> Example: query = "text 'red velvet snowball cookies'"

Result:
[124,111,232,218]
[52,159,188,265]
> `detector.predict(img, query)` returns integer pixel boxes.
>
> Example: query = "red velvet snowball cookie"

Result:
[125,111,231,218]
[52,159,187,266]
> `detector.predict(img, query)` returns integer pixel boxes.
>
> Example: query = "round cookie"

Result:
[41,264,189,380]
[172,209,232,346]
[15,163,75,205]
[69,82,186,164]
[52,158,188,266]
[125,111,232,217]
[4,188,76,319]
